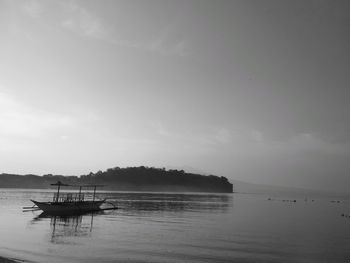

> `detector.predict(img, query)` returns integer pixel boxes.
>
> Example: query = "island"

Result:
[0,166,233,193]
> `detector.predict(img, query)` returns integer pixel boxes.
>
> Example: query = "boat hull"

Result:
[31,199,106,215]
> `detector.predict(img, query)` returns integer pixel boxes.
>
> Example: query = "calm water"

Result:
[0,189,350,263]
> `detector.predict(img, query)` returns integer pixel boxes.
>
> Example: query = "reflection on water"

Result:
[31,212,99,244]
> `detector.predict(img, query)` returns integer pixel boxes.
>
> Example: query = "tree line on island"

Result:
[0,166,233,193]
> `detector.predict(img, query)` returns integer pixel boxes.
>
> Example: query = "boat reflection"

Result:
[32,211,103,244]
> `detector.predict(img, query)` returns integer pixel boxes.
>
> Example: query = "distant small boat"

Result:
[30,181,108,215]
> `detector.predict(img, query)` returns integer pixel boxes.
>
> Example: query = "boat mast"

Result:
[79,186,82,201]
[89,184,104,201]
[93,185,97,201]
[51,181,70,202]
[56,183,60,202]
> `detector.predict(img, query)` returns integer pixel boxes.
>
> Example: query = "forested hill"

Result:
[0,166,233,193]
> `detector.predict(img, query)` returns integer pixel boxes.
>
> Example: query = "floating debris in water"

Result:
[267,198,297,203]
[341,213,350,219]
[282,199,297,202]
[331,200,342,203]
[304,198,315,202]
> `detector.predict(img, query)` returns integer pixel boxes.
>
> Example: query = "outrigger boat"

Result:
[29,181,112,215]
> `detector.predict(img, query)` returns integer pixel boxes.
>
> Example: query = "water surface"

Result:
[0,189,349,262]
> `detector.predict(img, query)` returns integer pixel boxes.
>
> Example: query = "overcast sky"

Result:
[1,0,350,192]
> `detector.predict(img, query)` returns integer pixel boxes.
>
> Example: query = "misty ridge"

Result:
[0,166,233,193]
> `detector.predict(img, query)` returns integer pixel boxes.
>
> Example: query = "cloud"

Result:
[111,35,189,57]
[0,91,75,139]
[148,123,233,154]
[17,0,113,41]
[20,0,44,18]
[150,121,172,137]
[144,34,189,57]
[18,0,189,56]
[60,1,109,40]
[250,130,263,143]
[214,128,231,144]
[272,133,350,156]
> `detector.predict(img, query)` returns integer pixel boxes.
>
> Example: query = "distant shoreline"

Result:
[0,166,233,193]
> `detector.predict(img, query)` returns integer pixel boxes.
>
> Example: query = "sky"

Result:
[1,0,350,192]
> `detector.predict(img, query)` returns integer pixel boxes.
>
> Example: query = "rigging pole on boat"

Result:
[79,186,82,201]
[51,181,70,202]
[93,185,97,201]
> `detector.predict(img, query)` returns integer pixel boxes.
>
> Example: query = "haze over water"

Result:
[1,189,350,263]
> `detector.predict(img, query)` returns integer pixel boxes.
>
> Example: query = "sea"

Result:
[0,189,350,263]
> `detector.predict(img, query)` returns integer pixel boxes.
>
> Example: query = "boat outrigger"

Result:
[27,181,116,215]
